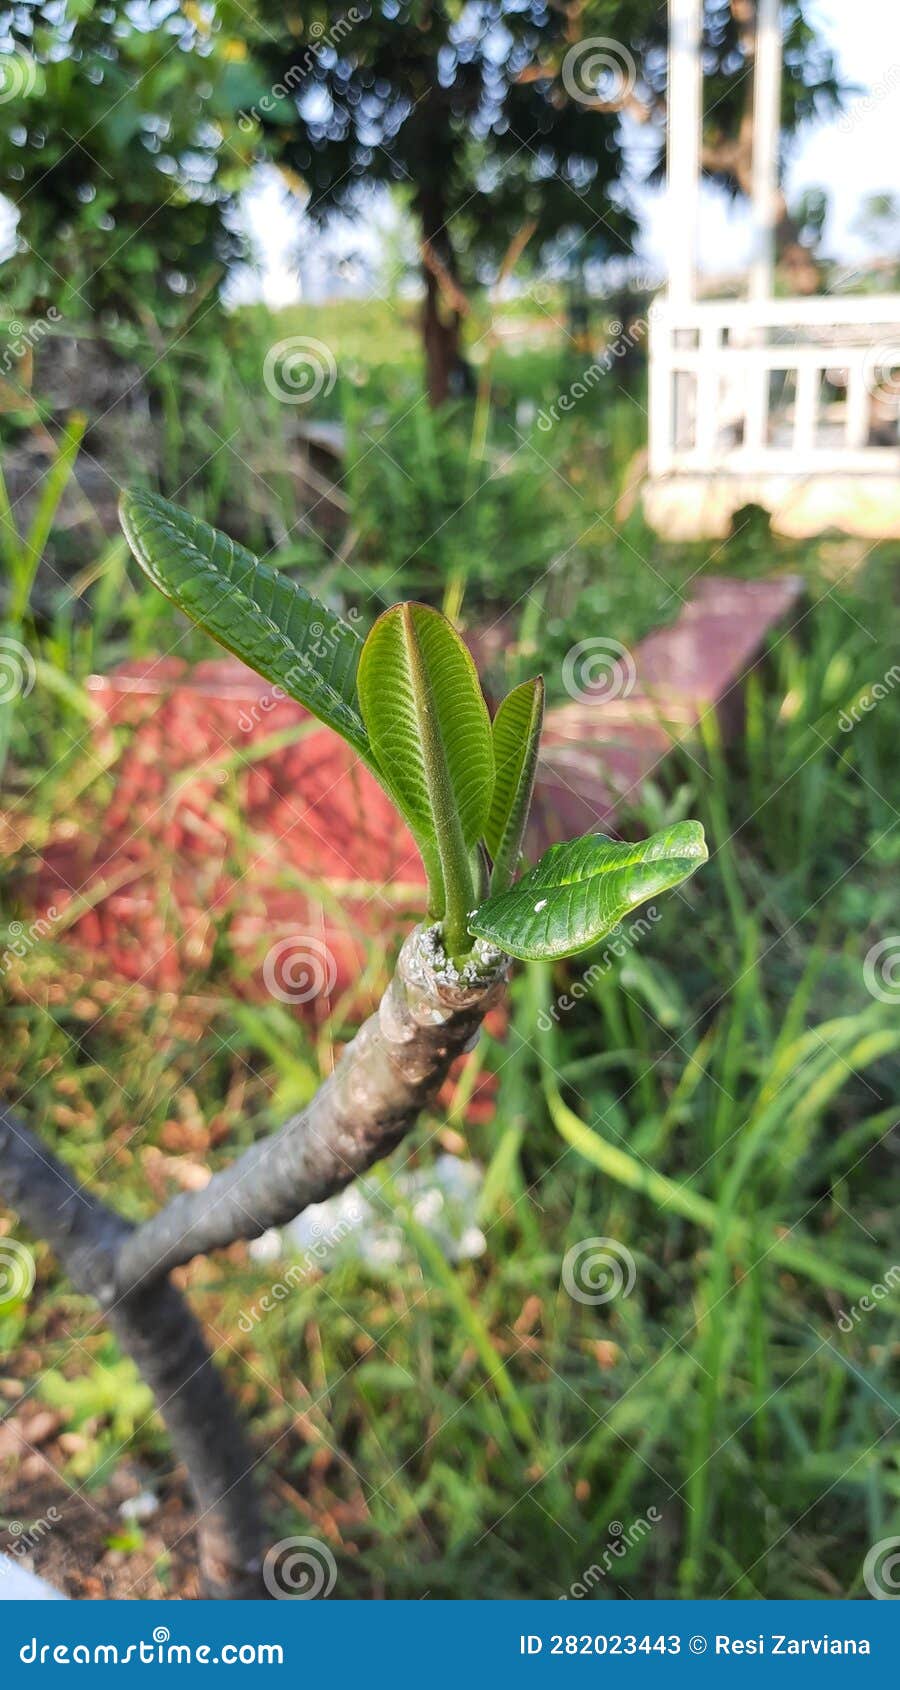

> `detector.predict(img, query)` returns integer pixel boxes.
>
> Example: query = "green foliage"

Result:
[39,1351,155,1485]
[357,601,494,948]
[5,481,900,1598]
[0,2,260,322]
[120,491,706,965]
[119,489,370,759]
[484,677,544,895]
[470,822,708,961]
[343,399,571,605]
[242,1,841,334]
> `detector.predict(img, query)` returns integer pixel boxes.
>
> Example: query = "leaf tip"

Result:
[679,819,708,863]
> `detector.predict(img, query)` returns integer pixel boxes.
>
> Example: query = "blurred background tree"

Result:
[0,1,845,384]
[0,0,263,329]
[242,0,843,401]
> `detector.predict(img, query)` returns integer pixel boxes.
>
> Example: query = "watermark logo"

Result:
[236,617,362,733]
[0,637,36,704]
[1,1508,61,1577]
[263,935,337,1005]
[237,1208,362,1332]
[863,1536,900,1598]
[561,38,636,108]
[837,1265,900,1332]
[562,1237,636,1306]
[0,908,59,981]
[238,10,363,131]
[263,336,337,405]
[0,50,37,104]
[0,307,62,379]
[838,665,900,731]
[862,342,900,405]
[560,1508,662,1597]
[837,66,900,135]
[562,636,636,704]
[0,1239,36,1310]
[537,908,660,1030]
[263,1535,337,1599]
[536,314,654,431]
[863,937,900,1005]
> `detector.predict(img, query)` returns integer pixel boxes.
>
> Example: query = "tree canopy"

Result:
[0,0,261,323]
[0,2,844,388]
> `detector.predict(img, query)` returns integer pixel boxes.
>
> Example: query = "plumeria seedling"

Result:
[119,489,708,968]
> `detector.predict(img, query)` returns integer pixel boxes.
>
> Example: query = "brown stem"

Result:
[117,927,507,1291]
[0,1109,264,1597]
[1,928,506,1596]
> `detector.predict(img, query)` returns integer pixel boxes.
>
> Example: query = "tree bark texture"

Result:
[0,928,506,1596]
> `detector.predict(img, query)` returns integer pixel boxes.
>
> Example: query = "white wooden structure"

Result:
[645,0,900,539]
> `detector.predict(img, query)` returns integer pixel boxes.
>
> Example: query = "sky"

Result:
[239,0,900,305]
[636,0,900,277]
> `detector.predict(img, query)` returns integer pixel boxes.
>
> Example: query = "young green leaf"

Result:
[119,489,369,759]
[468,821,708,961]
[485,676,544,894]
[357,602,494,953]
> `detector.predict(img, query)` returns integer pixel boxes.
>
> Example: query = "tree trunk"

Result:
[0,1109,264,1598]
[0,928,506,1596]
[423,265,463,407]
[419,185,471,407]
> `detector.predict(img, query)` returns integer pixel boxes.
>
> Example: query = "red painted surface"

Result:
[32,574,802,1001]
[35,659,427,1005]
[532,573,802,848]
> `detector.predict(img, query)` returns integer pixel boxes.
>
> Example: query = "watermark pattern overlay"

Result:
[561,636,636,704]
[863,1536,900,1599]
[863,937,900,1005]
[263,1535,337,1599]
[862,342,900,405]
[0,636,36,704]
[560,1509,662,1597]
[838,665,900,731]
[0,308,62,380]
[537,315,654,431]
[837,1264,900,1332]
[238,1206,363,1332]
[0,1238,36,1310]
[263,336,337,405]
[0,908,60,980]
[263,935,337,1005]
[561,38,636,108]
[1,1508,60,1578]
[238,11,363,131]
[562,1237,636,1306]
[837,65,900,134]
[538,909,661,1030]
[0,48,37,103]
[236,617,361,734]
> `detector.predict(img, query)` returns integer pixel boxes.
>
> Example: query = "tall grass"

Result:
[1,309,898,1599]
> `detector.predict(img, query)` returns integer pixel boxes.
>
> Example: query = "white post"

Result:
[844,362,870,449]
[793,361,818,455]
[749,0,782,302]
[659,0,703,469]
[667,0,702,310]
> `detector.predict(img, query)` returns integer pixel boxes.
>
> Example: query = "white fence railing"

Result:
[649,296,900,477]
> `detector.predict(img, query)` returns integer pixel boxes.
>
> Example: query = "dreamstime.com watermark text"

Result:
[237,1210,362,1332]
[18,1629,284,1665]
[537,313,656,431]
[559,1509,663,1597]
[538,909,660,1029]
[837,665,900,732]
[238,11,363,130]
[836,1265,900,1332]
